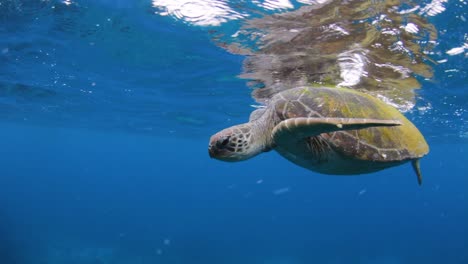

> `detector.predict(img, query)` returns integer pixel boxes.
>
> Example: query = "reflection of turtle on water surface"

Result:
[213,0,437,111]
[208,86,429,185]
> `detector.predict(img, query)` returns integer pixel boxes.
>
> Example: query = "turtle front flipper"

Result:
[272,117,402,146]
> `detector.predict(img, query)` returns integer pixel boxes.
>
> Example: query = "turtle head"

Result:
[208,122,270,162]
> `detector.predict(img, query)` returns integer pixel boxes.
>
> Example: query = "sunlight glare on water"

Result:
[152,0,246,26]
[0,0,466,140]
[252,0,294,10]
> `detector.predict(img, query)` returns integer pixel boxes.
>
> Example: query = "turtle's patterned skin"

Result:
[208,86,429,184]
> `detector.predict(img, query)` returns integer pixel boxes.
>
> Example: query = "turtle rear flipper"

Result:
[411,159,423,186]
[272,117,402,146]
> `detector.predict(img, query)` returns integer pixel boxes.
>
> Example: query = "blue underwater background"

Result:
[0,1,467,264]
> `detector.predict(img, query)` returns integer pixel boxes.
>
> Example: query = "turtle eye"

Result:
[221,136,230,146]
[217,136,231,148]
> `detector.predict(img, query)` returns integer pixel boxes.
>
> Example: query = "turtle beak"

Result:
[208,141,227,160]
[208,134,223,159]
[208,145,215,158]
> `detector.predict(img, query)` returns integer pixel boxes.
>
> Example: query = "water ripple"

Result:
[152,0,245,26]
[253,0,294,11]
[337,48,369,87]
[419,0,448,16]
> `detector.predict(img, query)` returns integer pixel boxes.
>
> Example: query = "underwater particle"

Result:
[273,187,290,195]
[175,115,205,125]
[243,192,254,198]
[417,104,432,114]
[460,131,468,139]
[358,188,367,196]
[1,48,8,54]
[80,89,93,94]
[163,239,170,246]
[256,179,264,184]
[156,248,163,255]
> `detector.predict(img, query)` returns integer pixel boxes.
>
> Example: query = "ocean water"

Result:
[0,1,467,264]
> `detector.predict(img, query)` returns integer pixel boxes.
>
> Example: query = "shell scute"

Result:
[269,86,428,162]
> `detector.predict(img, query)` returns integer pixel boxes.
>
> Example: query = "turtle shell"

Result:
[271,86,429,162]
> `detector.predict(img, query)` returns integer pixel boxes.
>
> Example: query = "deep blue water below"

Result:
[1,123,467,264]
[1,1,467,264]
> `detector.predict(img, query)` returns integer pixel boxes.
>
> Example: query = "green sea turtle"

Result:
[208,86,429,185]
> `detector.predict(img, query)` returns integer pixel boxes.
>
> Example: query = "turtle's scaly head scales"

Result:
[209,116,274,162]
[209,123,256,161]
